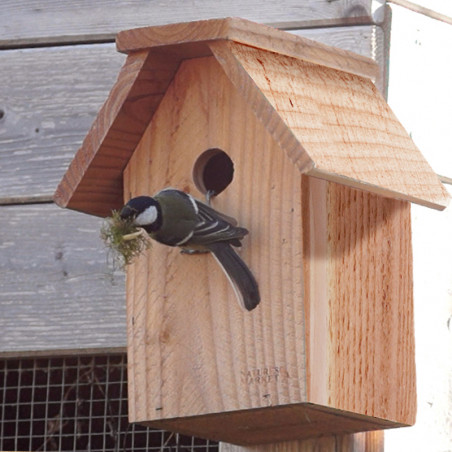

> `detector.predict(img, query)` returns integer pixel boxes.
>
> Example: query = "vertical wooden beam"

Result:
[220,430,384,452]
[301,176,416,424]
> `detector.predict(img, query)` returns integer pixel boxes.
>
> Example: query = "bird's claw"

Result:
[205,189,216,206]
[180,249,209,255]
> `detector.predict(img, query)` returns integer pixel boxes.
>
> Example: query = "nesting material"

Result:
[100,210,151,268]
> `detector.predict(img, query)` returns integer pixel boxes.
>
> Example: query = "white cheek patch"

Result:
[135,205,158,226]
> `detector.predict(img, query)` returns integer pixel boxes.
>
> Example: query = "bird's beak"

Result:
[119,205,135,220]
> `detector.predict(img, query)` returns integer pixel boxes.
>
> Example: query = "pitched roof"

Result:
[54,18,449,217]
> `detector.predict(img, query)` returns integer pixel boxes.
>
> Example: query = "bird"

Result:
[119,188,260,311]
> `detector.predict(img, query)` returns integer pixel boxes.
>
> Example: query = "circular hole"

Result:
[192,148,234,196]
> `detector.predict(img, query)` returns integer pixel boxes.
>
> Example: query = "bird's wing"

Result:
[195,200,238,226]
[189,200,248,246]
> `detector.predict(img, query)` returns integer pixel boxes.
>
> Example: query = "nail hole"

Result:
[192,148,234,196]
[0,109,5,120]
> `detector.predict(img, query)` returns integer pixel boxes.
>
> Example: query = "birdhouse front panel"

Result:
[122,49,416,444]
[123,56,307,429]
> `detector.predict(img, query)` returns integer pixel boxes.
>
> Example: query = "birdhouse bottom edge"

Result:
[134,402,409,445]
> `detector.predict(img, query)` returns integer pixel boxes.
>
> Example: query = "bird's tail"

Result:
[207,242,260,311]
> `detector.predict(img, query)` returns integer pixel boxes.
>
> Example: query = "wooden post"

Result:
[221,430,384,452]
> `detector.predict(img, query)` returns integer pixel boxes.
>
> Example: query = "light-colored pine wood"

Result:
[295,24,389,94]
[212,41,449,210]
[56,19,450,217]
[0,0,377,46]
[220,430,384,452]
[116,18,378,81]
[123,55,414,445]
[302,177,416,424]
[124,55,306,432]
[328,183,415,423]
[54,49,181,217]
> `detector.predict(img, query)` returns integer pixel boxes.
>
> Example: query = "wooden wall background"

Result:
[0,0,390,355]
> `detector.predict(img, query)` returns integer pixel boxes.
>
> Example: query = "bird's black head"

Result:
[120,196,161,232]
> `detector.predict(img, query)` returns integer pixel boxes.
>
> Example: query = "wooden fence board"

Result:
[0,203,126,355]
[0,0,377,47]
[0,44,125,202]
[0,26,386,203]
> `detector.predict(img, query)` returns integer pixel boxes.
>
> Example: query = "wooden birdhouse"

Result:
[54,18,450,446]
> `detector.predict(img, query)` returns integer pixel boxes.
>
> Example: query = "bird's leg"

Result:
[205,189,216,206]
[180,248,209,255]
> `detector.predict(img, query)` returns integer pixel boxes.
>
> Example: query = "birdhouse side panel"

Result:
[123,55,307,424]
[302,177,416,425]
[327,183,416,424]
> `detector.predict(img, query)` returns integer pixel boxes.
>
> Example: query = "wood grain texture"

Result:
[147,405,396,445]
[223,42,450,210]
[295,24,388,94]
[55,18,390,219]
[54,49,181,217]
[302,177,416,424]
[55,19,449,220]
[116,18,378,81]
[0,44,124,202]
[0,0,377,46]
[0,25,388,358]
[0,28,385,203]
[328,184,416,423]
[220,430,384,452]
[123,54,414,444]
[124,56,306,439]
[0,203,126,355]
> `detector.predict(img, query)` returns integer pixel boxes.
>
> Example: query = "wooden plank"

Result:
[296,26,382,60]
[116,18,379,81]
[389,0,452,25]
[124,55,308,441]
[220,430,384,452]
[0,0,377,46]
[217,41,449,209]
[53,49,182,217]
[302,177,416,425]
[0,44,125,202]
[0,27,385,203]
[295,24,388,93]
[0,203,126,355]
[147,407,397,445]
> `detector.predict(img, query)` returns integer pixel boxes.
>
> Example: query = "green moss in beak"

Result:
[100,210,151,268]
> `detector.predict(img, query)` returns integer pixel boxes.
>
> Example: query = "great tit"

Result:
[119,188,260,311]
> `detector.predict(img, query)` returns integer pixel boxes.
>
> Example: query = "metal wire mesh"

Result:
[0,354,219,452]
